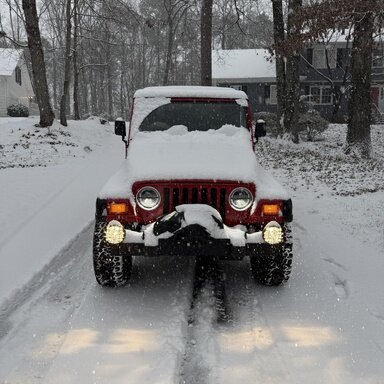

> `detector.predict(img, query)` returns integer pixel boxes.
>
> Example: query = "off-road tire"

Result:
[250,225,293,286]
[93,221,132,287]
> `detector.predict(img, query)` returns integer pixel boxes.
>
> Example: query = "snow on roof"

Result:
[0,48,21,76]
[134,86,248,99]
[212,49,276,81]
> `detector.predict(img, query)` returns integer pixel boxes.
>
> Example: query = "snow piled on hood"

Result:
[99,125,289,201]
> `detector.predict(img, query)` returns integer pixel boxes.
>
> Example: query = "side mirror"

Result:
[254,119,266,140]
[115,119,126,137]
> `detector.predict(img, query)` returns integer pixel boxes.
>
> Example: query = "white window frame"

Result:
[270,84,277,105]
[309,86,333,105]
[372,49,384,68]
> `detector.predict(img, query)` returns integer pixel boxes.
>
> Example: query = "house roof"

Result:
[212,49,276,82]
[0,48,21,76]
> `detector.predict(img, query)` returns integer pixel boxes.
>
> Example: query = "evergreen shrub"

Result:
[7,103,29,117]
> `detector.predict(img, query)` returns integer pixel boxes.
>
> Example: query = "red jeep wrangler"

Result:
[93,86,293,287]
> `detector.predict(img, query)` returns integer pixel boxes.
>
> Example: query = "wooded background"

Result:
[0,0,383,157]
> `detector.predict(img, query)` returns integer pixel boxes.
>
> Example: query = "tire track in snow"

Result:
[179,256,232,384]
[179,257,291,384]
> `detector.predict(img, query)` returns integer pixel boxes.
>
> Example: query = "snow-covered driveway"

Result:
[0,119,383,383]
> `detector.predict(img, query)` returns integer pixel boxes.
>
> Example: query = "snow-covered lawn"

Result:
[0,116,123,305]
[0,118,383,383]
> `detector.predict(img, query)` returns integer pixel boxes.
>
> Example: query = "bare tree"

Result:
[300,0,384,157]
[22,0,54,127]
[201,0,213,85]
[346,2,377,158]
[271,0,285,128]
[271,0,303,142]
[284,0,302,143]
[162,0,191,85]
[59,0,72,126]
[73,0,80,120]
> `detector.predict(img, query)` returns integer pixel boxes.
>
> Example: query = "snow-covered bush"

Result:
[254,109,328,141]
[7,103,29,117]
[298,109,328,142]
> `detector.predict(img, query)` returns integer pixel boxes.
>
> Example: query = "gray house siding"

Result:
[216,81,278,115]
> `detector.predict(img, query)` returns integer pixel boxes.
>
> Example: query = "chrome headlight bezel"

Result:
[229,187,253,211]
[136,186,161,210]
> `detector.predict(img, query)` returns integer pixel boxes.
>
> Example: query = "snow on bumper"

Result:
[106,205,282,251]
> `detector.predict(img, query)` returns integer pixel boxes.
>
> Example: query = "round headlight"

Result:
[229,187,253,211]
[105,220,126,244]
[137,186,161,210]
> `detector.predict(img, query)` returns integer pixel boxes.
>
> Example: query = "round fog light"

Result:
[262,221,283,245]
[105,220,126,244]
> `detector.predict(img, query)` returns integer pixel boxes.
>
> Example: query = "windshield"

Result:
[138,101,247,132]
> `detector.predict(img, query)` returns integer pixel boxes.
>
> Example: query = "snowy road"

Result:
[1,120,384,383]
[1,191,384,383]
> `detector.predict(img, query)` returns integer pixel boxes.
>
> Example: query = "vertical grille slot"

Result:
[201,188,208,204]
[192,188,198,203]
[173,188,180,209]
[210,188,217,209]
[182,188,189,204]
[163,188,170,214]
[220,188,227,220]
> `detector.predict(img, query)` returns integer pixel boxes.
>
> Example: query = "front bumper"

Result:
[106,205,284,260]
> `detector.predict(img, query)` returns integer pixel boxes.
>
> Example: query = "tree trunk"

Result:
[73,0,80,120]
[284,0,302,143]
[60,0,72,126]
[346,7,375,158]
[200,0,213,86]
[21,0,55,127]
[271,0,286,131]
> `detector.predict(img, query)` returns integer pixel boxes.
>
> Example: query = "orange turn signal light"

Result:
[262,204,280,216]
[108,202,128,214]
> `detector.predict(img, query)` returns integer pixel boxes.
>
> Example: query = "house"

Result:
[0,48,37,116]
[212,49,277,115]
[212,37,384,123]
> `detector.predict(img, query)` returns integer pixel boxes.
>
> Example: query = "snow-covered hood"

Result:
[99,125,289,201]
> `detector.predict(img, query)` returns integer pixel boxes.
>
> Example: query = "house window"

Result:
[229,84,248,94]
[264,85,277,105]
[313,49,325,69]
[372,48,384,68]
[270,85,277,105]
[15,66,22,86]
[313,48,336,69]
[310,86,333,105]
[306,48,313,67]
[336,48,343,67]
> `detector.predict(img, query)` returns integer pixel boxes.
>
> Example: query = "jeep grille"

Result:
[163,186,228,219]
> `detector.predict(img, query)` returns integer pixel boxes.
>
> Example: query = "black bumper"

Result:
[111,224,276,260]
